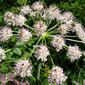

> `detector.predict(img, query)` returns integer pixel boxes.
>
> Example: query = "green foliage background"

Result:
[0,0,85,85]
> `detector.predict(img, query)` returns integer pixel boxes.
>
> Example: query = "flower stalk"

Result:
[24,24,34,31]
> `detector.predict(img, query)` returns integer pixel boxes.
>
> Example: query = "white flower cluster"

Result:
[63,12,74,21]
[48,66,67,85]
[57,12,74,35]
[34,45,50,62]
[31,1,44,11]
[58,24,69,35]
[15,59,32,77]
[0,27,13,42]
[14,14,27,27]
[42,6,60,20]
[0,48,6,62]
[4,11,15,26]
[67,45,82,62]
[34,21,47,36]
[51,35,65,51]
[20,5,32,15]
[74,22,85,44]
[4,12,26,27]
[18,28,32,42]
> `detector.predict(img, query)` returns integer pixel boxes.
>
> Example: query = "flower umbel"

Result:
[67,45,82,62]
[20,5,32,15]
[32,1,44,11]
[4,11,15,26]
[15,59,32,77]
[18,28,32,42]
[51,35,65,51]
[0,27,13,42]
[48,66,67,85]
[34,45,50,62]
[14,14,27,27]
[34,21,47,36]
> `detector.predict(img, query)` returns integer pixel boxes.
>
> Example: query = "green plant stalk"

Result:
[62,35,77,38]
[24,24,34,31]
[47,21,63,32]
[13,31,18,33]
[44,37,47,45]
[29,36,42,57]
[63,45,68,50]
[24,0,27,5]
[31,16,36,23]
[5,49,12,53]
[65,38,83,43]
[50,56,55,66]
[37,61,41,81]
[46,35,54,37]
[47,30,59,34]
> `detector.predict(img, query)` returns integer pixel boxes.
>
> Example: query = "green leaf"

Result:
[13,48,22,55]
[22,52,30,59]
[17,0,26,5]
[16,41,25,46]
[0,65,8,73]
[6,51,13,57]
[41,79,49,85]
[10,35,16,42]
[51,3,57,7]
[11,6,20,13]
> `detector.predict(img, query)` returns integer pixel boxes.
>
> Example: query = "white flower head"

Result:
[74,22,85,44]
[57,12,74,26]
[51,35,65,51]
[34,21,47,36]
[14,14,27,27]
[20,5,32,15]
[4,11,15,26]
[67,45,82,62]
[58,24,69,35]
[34,45,50,62]
[63,11,74,21]
[0,27,13,42]
[18,28,32,42]
[15,59,32,77]
[48,66,67,85]
[0,48,6,62]
[42,6,60,20]
[56,14,65,21]
[32,1,44,11]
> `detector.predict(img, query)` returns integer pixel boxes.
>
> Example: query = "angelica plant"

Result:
[0,1,85,85]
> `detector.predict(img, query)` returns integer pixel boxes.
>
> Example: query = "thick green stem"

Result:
[37,61,41,80]
[24,24,34,31]
[50,56,55,66]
